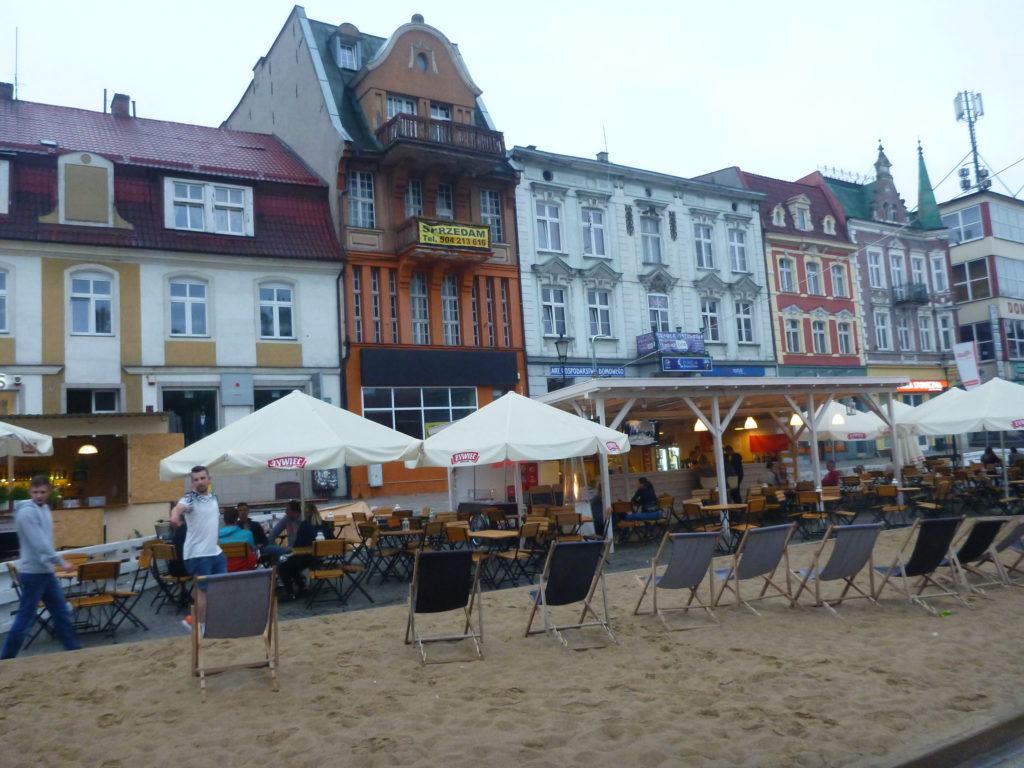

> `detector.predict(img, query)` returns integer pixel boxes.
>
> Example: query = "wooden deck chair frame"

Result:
[790,523,882,617]
[525,538,616,646]
[191,568,279,700]
[404,550,484,665]
[633,531,719,630]
[946,516,1019,593]
[712,523,797,616]
[871,517,967,615]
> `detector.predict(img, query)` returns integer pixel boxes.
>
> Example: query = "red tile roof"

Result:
[0,99,322,186]
[737,170,849,243]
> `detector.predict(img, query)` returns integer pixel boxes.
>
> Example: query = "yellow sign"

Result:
[417,221,490,249]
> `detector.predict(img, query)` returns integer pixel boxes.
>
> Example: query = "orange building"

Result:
[227,11,526,498]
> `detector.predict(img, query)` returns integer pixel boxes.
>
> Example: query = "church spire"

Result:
[874,140,892,180]
[916,140,942,229]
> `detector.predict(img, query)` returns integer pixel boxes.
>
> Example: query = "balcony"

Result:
[375,114,507,166]
[892,282,929,305]
[396,217,494,263]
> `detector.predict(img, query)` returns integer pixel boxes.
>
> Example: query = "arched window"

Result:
[823,215,836,235]
[772,205,786,226]
[70,270,114,335]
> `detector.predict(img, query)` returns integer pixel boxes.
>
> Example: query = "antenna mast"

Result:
[954,90,990,192]
[13,27,18,99]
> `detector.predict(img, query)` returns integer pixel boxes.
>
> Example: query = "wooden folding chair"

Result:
[405,550,483,665]
[525,539,615,646]
[713,523,796,615]
[791,523,882,617]
[68,560,122,634]
[872,517,966,614]
[634,531,719,629]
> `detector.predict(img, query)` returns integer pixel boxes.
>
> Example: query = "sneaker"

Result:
[181,616,194,633]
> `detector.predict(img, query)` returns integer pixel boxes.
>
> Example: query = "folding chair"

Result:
[969,519,1024,586]
[404,550,483,665]
[730,496,765,550]
[493,521,544,587]
[110,548,151,632]
[872,516,966,614]
[942,516,1013,594]
[612,500,640,542]
[684,501,721,533]
[68,561,121,634]
[789,490,827,539]
[525,539,615,646]
[791,523,882,617]
[149,541,191,613]
[713,523,796,615]
[222,542,258,572]
[633,531,719,629]
[192,569,279,700]
[305,538,353,608]
[659,494,685,530]
[5,562,54,647]
[872,484,910,528]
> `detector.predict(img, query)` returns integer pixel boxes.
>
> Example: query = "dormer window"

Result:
[794,207,810,230]
[336,39,359,70]
[163,178,254,236]
[823,215,836,235]
[772,205,786,226]
[58,152,116,227]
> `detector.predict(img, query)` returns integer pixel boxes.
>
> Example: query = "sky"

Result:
[4,0,1023,208]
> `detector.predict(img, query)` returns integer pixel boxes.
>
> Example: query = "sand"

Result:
[2,529,1023,768]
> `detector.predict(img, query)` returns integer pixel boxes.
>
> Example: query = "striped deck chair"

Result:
[526,539,615,646]
[872,517,966,614]
[712,523,796,615]
[634,531,719,629]
[791,523,882,617]
[191,569,278,700]
[405,550,483,665]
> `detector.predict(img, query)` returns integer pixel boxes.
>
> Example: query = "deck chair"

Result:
[713,523,796,615]
[404,550,483,665]
[966,519,1024,586]
[872,517,966,614]
[942,516,1014,593]
[633,531,719,629]
[791,523,882,617]
[525,539,615,646]
[191,569,278,700]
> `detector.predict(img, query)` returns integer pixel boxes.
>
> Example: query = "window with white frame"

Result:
[470,280,480,346]
[793,206,811,231]
[0,270,7,332]
[995,257,1024,300]
[694,224,714,268]
[811,320,828,354]
[386,94,417,119]
[441,274,460,346]
[581,208,606,256]
[588,289,611,337]
[430,103,452,121]
[772,205,786,226]
[70,272,113,335]
[874,310,892,350]
[831,264,846,297]
[806,262,822,294]
[480,189,503,243]
[941,205,982,244]
[938,314,954,351]
[404,179,423,218]
[930,253,948,292]
[868,250,885,288]
[347,171,375,228]
[165,179,253,236]
[822,215,836,235]
[362,386,477,439]
[258,283,294,339]
[990,203,1024,244]
[0,159,8,215]
[535,201,562,250]
[700,298,720,342]
[951,259,991,302]
[897,315,913,350]
[890,251,906,287]
[388,269,398,343]
[169,279,208,337]
[918,314,934,351]
[960,321,995,361]
[351,266,362,343]
[640,215,662,264]
[735,301,753,343]
[370,267,382,343]
[337,40,359,69]
[728,229,747,272]
[410,272,430,345]
[436,183,454,220]
[1006,320,1024,359]
[66,389,118,415]
[911,254,927,287]
[779,257,796,292]
[785,318,802,352]
[837,322,853,355]
[648,293,669,333]
[541,286,566,336]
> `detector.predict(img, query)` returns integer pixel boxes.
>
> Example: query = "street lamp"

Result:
[554,333,570,390]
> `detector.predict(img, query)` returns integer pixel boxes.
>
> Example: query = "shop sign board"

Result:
[636,332,706,356]
[660,356,713,373]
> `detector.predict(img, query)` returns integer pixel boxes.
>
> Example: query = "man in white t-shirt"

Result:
[170,465,226,631]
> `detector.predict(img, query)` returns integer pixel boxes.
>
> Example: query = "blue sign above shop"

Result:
[548,365,626,377]
[660,356,713,373]
[636,332,706,357]
[707,365,767,377]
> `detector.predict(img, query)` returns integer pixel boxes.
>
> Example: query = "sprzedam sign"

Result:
[417,221,490,249]
[267,456,308,469]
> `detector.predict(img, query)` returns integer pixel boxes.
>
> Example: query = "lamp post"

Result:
[554,333,570,390]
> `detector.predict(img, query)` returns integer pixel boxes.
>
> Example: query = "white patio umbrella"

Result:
[812,401,887,442]
[0,420,54,457]
[894,386,968,436]
[159,390,421,480]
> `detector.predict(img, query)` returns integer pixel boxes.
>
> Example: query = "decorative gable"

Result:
[581,261,621,289]
[780,304,803,317]
[694,271,727,298]
[731,275,761,300]
[639,267,678,293]
[532,256,575,285]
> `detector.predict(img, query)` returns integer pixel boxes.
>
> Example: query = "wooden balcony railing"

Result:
[376,114,506,157]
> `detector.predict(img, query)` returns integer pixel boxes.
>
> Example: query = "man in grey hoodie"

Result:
[1,475,81,659]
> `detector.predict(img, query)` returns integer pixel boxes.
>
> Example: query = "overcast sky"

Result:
[4,0,1023,207]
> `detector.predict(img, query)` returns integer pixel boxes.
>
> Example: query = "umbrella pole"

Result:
[514,461,524,523]
[5,455,12,514]
[1001,431,1009,498]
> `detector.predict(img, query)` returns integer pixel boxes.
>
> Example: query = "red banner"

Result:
[749,434,790,454]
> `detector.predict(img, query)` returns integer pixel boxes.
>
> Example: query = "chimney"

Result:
[596,151,609,163]
[110,92,131,117]
[0,83,13,101]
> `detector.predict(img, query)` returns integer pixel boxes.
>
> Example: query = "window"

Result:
[911,254,927,287]
[918,315,933,352]
[404,179,423,218]
[588,289,611,337]
[386,94,417,119]
[258,283,294,339]
[938,314,954,351]
[822,215,836,235]
[794,207,810,231]
[169,279,207,337]
[830,264,846,297]
[996,256,1024,300]
[541,286,566,336]
[361,387,477,440]
[640,215,662,264]
[337,40,359,69]
[164,179,253,236]
[991,203,1024,244]
[785,318,802,352]
[582,208,606,256]
[897,315,913,351]
[0,271,7,332]
[484,279,496,346]
[874,311,892,350]
[867,250,885,288]
[942,205,982,244]
[931,253,949,292]
[812,320,828,354]
[837,322,853,355]
[470,280,480,345]
[890,251,905,287]
[430,103,452,121]
[70,272,113,335]
[728,229,747,271]
[370,267,382,343]
[960,321,994,361]
[694,224,714,268]
[501,279,511,347]
[0,159,8,215]
[436,184,454,220]
[410,272,430,345]
[778,258,796,292]
[351,267,362,342]
[441,275,460,346]
[1006,320,1024,359]
[806,262,822,295]
[735,301,753,343]
[648,293,669,333]
[388,269,398,342]
[700,298,720,342]
[480,189,503,243]
[952,259,991,302]
[66,389,118,415]
[347,171,375,228]
[535,201,562,250]
[163,389,217,445]
[772,205,786,226]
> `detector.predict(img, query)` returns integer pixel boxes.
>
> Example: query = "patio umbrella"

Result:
[0,420,53,457]
[159,390,421,480]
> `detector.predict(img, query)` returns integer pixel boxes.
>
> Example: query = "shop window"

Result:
[163,389,218,445]
[361,386,478,439]
[66,388,118,415]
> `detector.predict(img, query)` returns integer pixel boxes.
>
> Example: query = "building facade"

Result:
[226,11,526,498]
[512,148,775,394]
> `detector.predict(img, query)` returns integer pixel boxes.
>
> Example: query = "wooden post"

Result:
[596,397,613,546]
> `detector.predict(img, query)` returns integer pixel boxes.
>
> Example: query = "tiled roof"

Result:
[825,178,874,221]
[0,99,323,186]
[737,170,849,242]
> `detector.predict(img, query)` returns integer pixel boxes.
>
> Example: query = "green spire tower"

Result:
[916,141,942,229]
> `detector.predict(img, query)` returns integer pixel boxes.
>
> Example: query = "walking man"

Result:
[170,466,226,634]
[1,475,81,660]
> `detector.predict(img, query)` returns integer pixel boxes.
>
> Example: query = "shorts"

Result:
[185,553,228,589]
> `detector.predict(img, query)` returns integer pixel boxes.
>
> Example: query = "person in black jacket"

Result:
[725,446,744,503]
[236,502,268,548]
[278,503,334,599]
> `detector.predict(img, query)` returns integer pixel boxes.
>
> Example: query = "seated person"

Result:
[277,503,334,599]
[299,502,334,544]
[219,508,258,571]
[821,460,842,488]
[626,477,661,521]
[236,502,269,549]
[264,500,303,565]
[982,446,1003,467]
[766,460,787,488]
